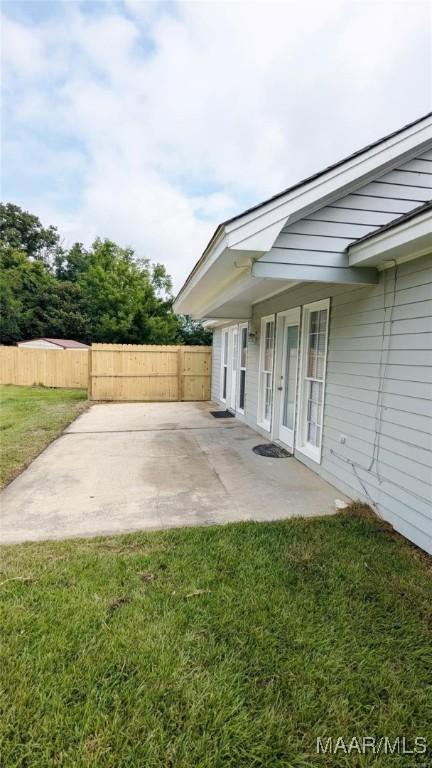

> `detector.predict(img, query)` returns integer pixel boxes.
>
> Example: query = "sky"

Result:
[1,0,431,289]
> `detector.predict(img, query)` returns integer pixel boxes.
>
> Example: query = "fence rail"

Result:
[0,344,212,402]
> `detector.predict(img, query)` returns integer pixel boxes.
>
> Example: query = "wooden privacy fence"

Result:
[89,344,212,401]
[0,344,212,401]
[0,347,88,389]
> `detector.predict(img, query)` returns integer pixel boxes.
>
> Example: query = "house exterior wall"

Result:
[210,253,432,553]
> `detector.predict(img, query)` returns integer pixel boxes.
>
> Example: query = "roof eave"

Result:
[349,206,432,268]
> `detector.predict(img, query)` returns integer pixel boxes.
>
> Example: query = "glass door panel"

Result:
[282,325,299,432]
[275,308,300,450]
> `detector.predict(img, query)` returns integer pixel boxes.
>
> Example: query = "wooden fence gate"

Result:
[89,344,212,401]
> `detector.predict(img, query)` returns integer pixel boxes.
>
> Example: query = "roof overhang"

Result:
[174,113,432,318]
[349,206,432,268]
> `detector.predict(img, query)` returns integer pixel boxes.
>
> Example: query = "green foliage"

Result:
[0,203,211,346]
[0,202,61,263]
[177,314,213,345]
[0,245,91,343]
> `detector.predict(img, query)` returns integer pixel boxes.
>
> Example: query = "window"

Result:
[221,329,229,401]
[238,323,248,413]
[258,316,275,430]
[282,324,299,431]
[297,300,329,463]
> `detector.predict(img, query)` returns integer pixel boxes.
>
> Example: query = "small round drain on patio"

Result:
[253,443,292,458]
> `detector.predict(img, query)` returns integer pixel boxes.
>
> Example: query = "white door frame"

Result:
[272,308,301,450]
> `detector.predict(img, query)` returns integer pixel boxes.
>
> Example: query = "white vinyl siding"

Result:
[242,252,432,553]
[319,255,432,554]
[266,152,432,275]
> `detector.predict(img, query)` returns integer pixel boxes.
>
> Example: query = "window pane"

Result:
[239,370,246,410]
[264,320,274,371]
[260,318,274,426]
[306,380,323,446]
[264,372,273,421]
[319,309,327,331]
[233,332,238,372]
[240,328,247,368]
[282,324,298,430]
[223,332,228,358]
[307,310,327,383]
[222,367,227,399]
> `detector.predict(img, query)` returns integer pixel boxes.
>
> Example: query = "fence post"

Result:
[88,346,93,400]
[177,347,184,401]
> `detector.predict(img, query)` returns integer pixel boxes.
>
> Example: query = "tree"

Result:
[177,315,212,345]
[54,242,89,282]
[0,202,62,264]
[76,239,180,344]
[0,203,211,346]
[0,245,91,344]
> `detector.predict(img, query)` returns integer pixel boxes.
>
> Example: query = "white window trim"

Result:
[295,298,330,464]
[257,314,276,432]
[220,328,229,403]
[237,322,248,415]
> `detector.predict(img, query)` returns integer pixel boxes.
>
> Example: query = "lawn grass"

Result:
[0,511,431,767]
[0,385,87,488]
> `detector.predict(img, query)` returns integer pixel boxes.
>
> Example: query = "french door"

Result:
[258,316,275,431]
[274,309,300,450]
[221,323,248,414]
[296,299,329,463]
[228,326,238,411]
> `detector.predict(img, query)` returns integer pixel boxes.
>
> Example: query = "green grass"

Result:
[0,511,431,767]
[0,385,87,488]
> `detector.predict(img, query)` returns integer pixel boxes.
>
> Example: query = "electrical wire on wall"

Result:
[330,260,399,514]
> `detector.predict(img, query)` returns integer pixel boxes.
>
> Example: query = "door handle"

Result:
[277,386,283,391]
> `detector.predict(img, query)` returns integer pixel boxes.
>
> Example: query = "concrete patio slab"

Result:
[0,402,345,544]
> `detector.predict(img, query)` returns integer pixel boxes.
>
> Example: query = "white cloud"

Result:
[1,0,431,288]
[1,15,47,80]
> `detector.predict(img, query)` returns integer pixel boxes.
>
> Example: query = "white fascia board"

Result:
[252,260,379,285]
[349,209,432,267]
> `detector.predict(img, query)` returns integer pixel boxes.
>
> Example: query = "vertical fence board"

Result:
[0,344,212,401]
[0,348,88,388]
[89,344,212,401]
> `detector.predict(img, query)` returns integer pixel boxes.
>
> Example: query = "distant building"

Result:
[17,338,89,350]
